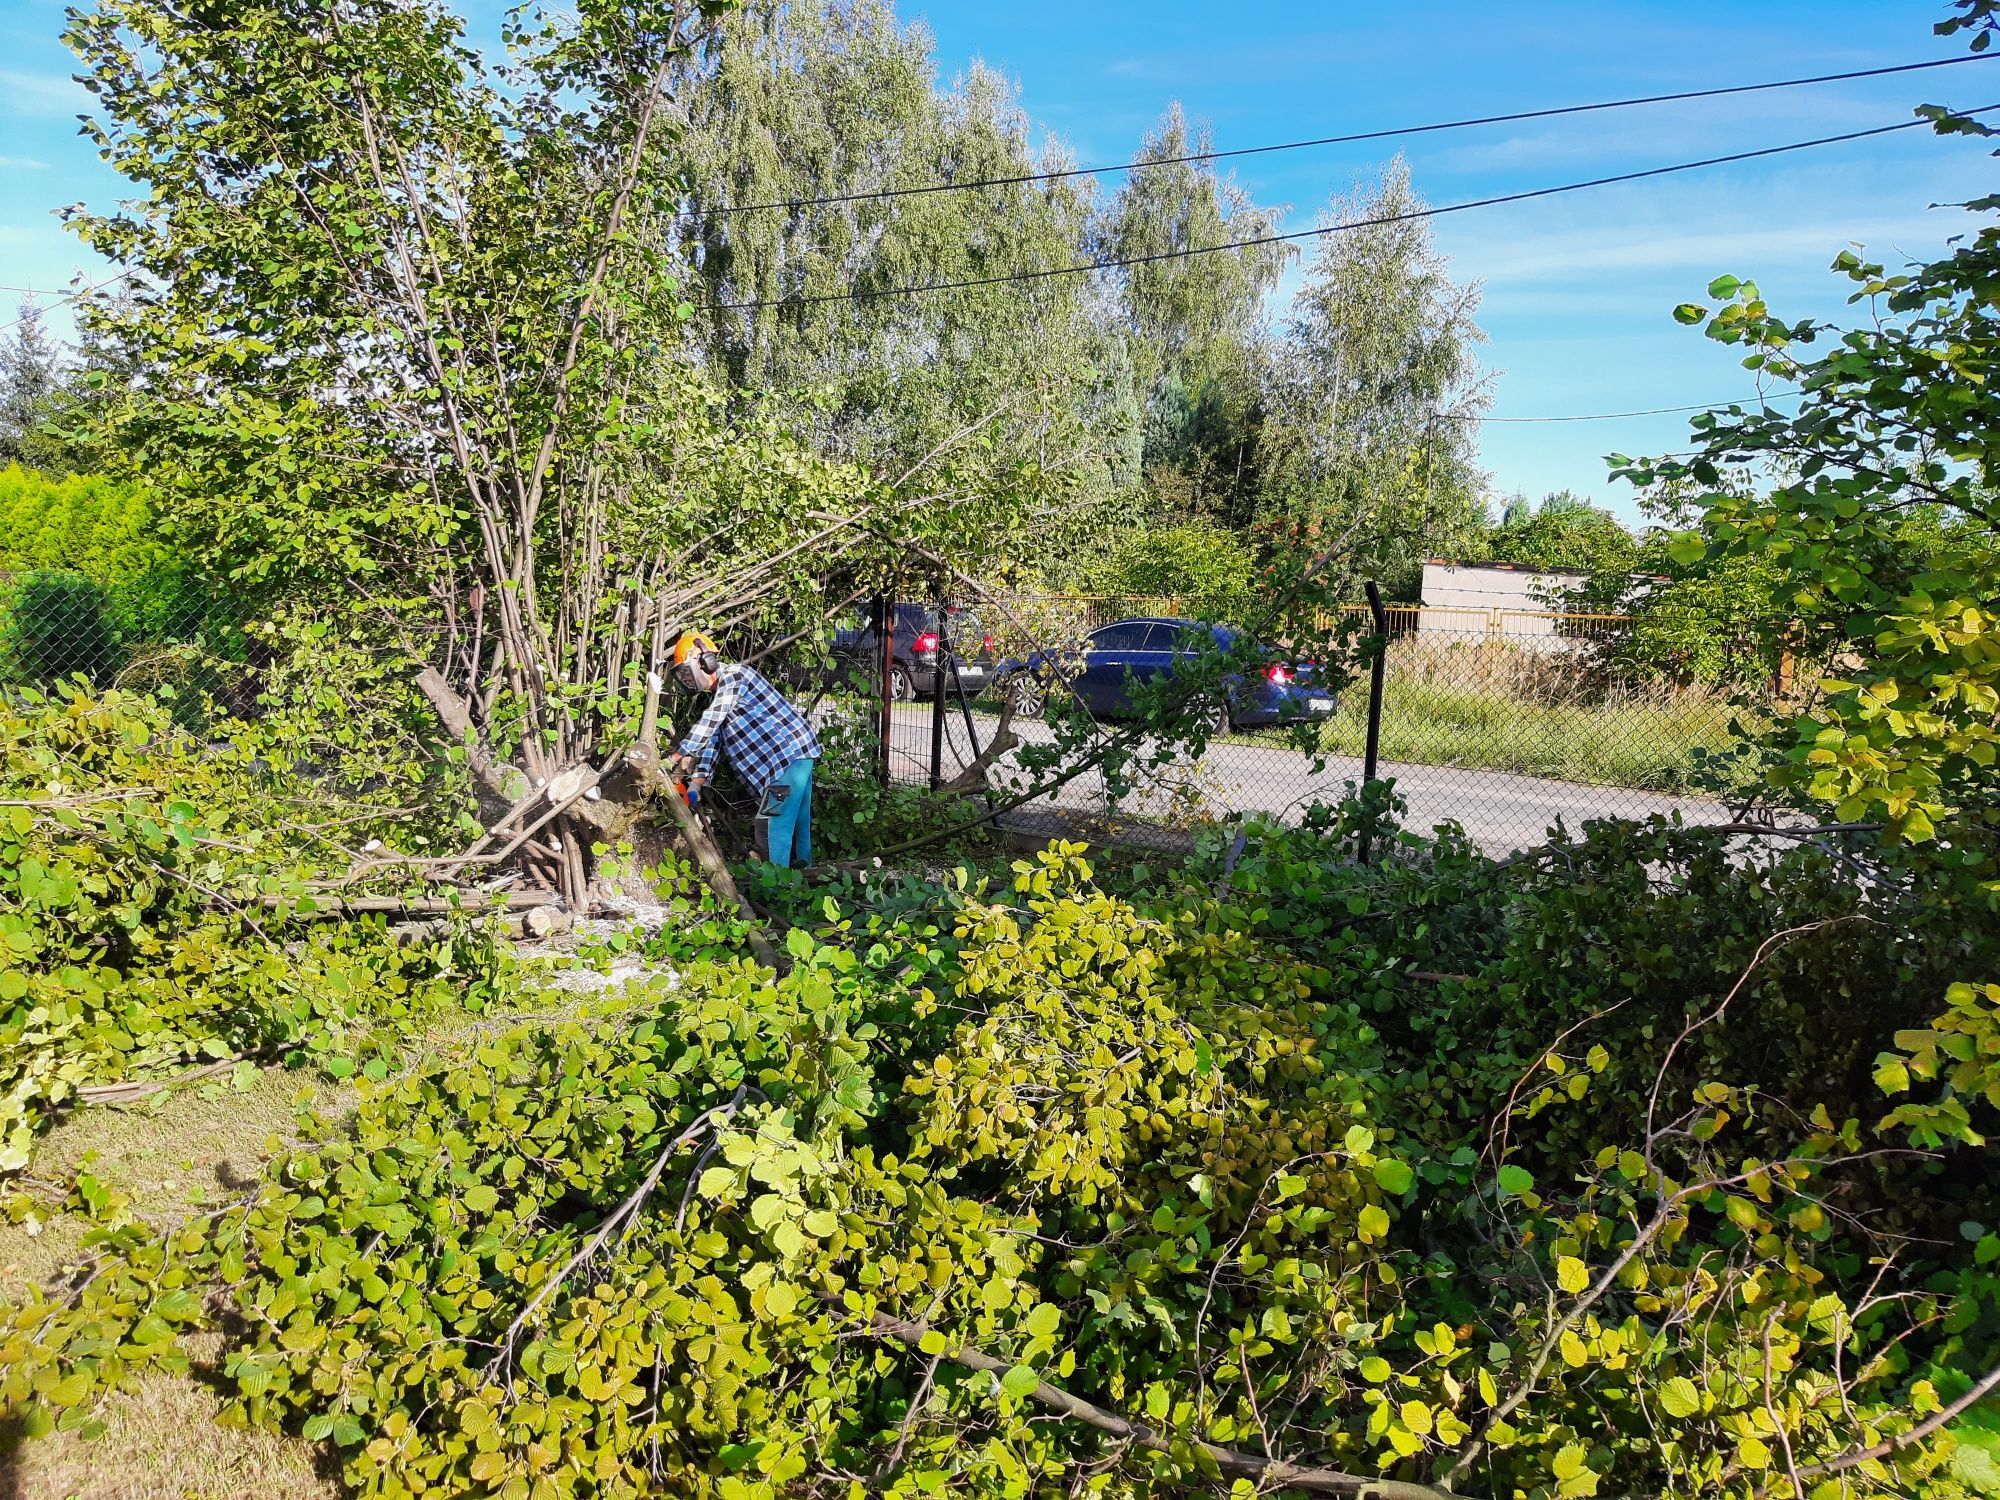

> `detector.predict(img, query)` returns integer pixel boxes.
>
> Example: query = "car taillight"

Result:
[982,634,995,652]
[1266,664,1293,685]
[913,632,940,653]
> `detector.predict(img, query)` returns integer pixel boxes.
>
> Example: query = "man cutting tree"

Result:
[667,631,822,870]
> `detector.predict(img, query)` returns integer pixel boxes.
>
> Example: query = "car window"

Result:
[1089,622,1150,652]
[1132,623,1180,651]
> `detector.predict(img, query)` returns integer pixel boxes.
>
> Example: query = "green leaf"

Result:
[1000,1365,1040,1399]
[697,1166,737,1200]
[1659,1376,1702,1419]
[1497,1165,1535,1198]
[1373,1158,1415,1195]
[1555,1255,1590,1294]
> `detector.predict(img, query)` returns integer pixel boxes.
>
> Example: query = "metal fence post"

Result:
[1358,580,1389,866]
[928,591,948,792]
[872,593,891,788]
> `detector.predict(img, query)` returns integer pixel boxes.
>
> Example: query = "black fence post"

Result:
[872,593,891,788]
[928,591,949,792]
[1358,580,1389,866]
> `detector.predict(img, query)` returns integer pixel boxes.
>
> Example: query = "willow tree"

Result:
[1260,160,1491,593]
[62,0,1065,900]
[671,0,1122,551]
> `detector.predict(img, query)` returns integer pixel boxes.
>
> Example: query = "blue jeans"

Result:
[757,757,815,869]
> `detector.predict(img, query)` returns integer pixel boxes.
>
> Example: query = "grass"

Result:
[0,1069,352,1500]
[1315,641,1758,794]
[0,973,665,1500]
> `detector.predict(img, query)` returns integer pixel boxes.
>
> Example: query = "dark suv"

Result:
[830,603,997,700]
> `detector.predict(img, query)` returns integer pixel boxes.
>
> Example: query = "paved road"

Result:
[882,704,1727,855]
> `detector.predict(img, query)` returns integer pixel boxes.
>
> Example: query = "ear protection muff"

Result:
[673,630,722,679]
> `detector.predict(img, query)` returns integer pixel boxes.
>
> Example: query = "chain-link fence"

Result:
[0,566,252,723]
[861,593,1782,856]
[5,566,1784,860]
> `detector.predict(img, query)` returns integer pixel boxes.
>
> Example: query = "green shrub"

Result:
[1,570,125,686]
[0,464,163,586]
[3,829,1994,1498]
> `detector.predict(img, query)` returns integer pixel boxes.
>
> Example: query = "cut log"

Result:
[937,695,1020,797]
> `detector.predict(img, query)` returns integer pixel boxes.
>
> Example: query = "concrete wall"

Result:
[1417,562,1589,651]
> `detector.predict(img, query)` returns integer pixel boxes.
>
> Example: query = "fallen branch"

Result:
[859,1304,1463,1500]
[657,787,786,974]
[936,693,1019,798]
[1751,1356,2000,1499]
[254,891,560,915]
[493,1085,751,1383]
[77,1052,266,1105]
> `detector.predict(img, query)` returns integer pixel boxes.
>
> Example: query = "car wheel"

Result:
[890,664,916,701]
[1196,696,1231,735]
[1004,672,1048,720]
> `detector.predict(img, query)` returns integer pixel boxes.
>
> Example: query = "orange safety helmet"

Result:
[671,630,721,678]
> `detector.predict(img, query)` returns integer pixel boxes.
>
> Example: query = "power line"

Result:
[712,106,1999,311]
[693,53,1997,218]
[0,270,138,336]
[1463,394,1803,424]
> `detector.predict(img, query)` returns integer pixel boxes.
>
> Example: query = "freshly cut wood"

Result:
[934,694,1019,798]
[520,904,573,939]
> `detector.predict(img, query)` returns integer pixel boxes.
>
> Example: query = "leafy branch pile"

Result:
[0,684,511,1186]
[4,818,1994,1497]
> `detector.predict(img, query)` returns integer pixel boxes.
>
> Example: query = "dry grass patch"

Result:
[0,1333,341,1500]
[0,1068,350,1295]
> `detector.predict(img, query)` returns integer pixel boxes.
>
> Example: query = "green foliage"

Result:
[0,466,163,588]
[1614,166,2000,844]
[3,819,1995,1496]
[1485,492,1639,577]
[0,685,509,1179]
[2,573,124,687]
[1075,522,1256,620]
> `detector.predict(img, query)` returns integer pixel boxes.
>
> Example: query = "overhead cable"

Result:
[711,106,1999,310]
[693,54,1998,217]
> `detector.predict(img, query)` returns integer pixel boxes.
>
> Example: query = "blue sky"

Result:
[3,0,1995,519]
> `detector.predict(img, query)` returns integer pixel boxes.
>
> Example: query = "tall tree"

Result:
[1094,103,1291,399]
[671,0,1118,522]
[62,0,1063,901]
[1261,160,1490,594]
[0,301,63,467]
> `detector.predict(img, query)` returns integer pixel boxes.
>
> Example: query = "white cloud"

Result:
[0,68,87,118]
[0,155,49,170]
[1464,214,1958,285]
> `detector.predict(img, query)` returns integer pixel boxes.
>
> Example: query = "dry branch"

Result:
[76,1053,266,1105]
[254,891,560,915]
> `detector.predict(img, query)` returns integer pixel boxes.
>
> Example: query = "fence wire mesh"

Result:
[5,567,1783,860]
[863,594,1780,857]
[0,568,250,723]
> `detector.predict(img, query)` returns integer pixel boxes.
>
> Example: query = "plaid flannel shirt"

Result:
[677,662,821,797]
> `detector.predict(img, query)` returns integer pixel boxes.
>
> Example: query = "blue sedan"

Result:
[995,617,1338,730]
